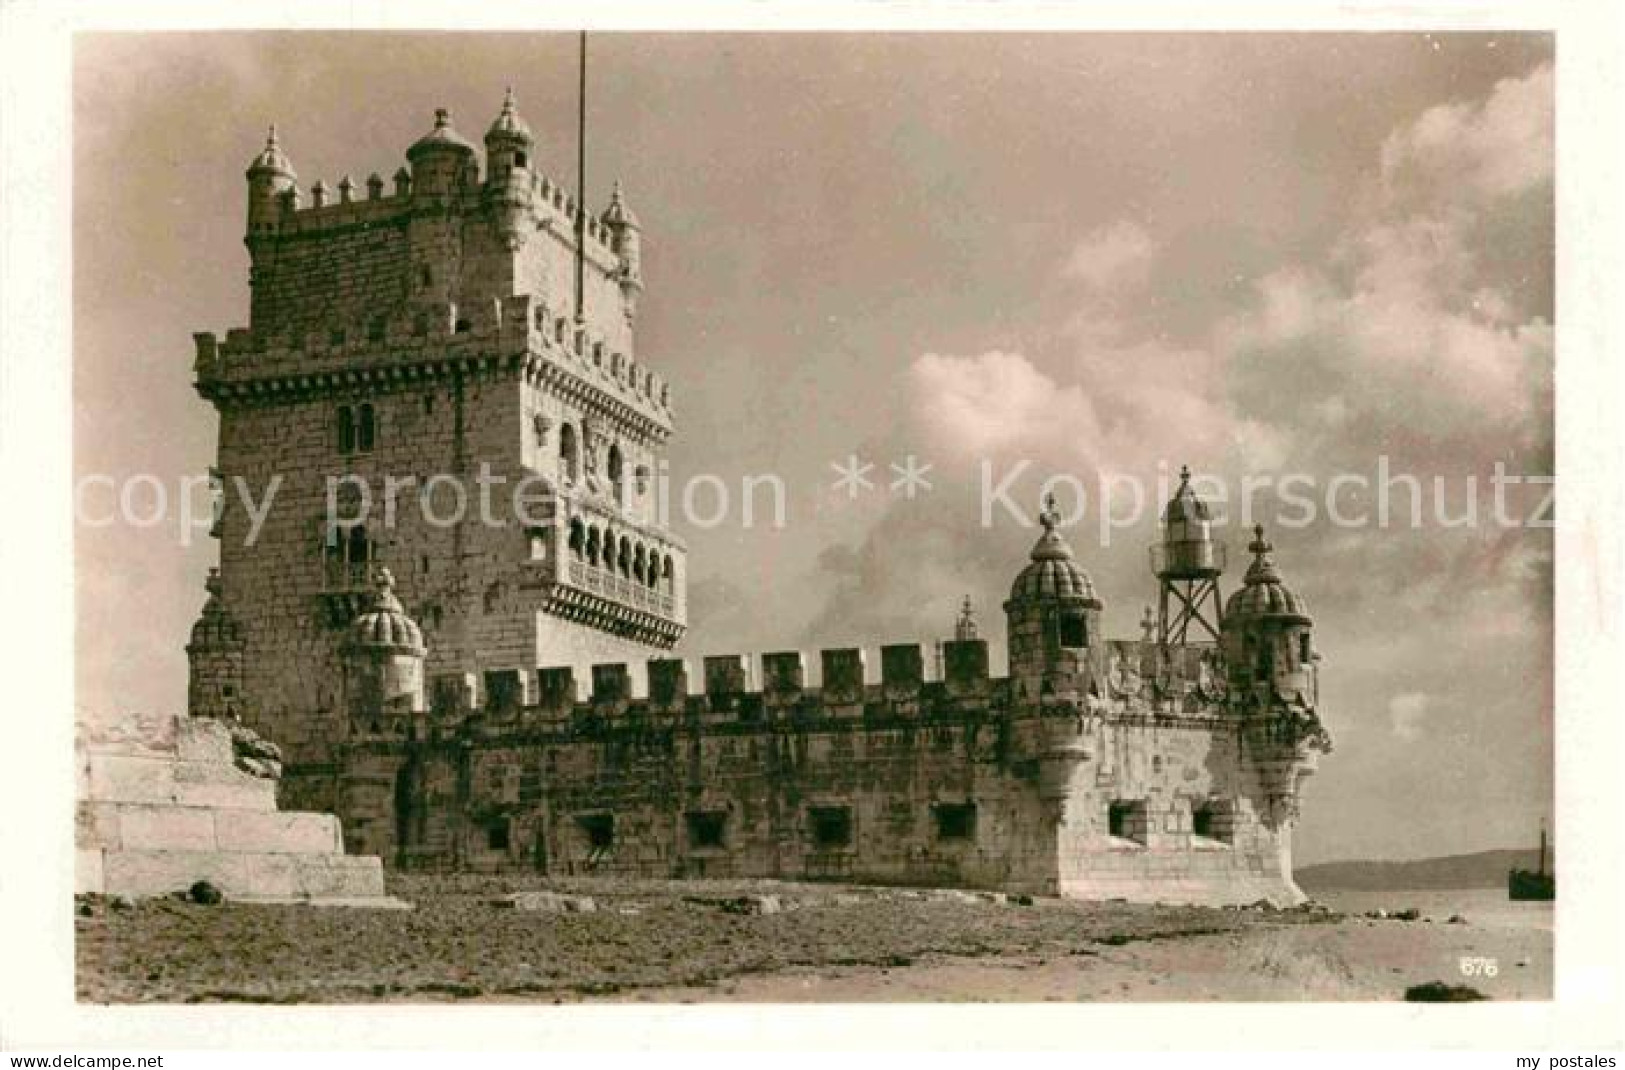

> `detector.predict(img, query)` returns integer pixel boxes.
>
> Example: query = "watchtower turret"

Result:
[601,180,644,321]
[1220,525,1317,707]
[341,568,428,724]
[484,88,536,250]
[244,125,296,242]
[406,108,477,202]
[1151,464,1226,645]
[1004,495,1103,704]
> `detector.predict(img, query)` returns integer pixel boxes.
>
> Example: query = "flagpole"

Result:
[575,30,587,326]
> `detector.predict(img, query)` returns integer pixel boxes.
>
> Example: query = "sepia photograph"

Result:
[3,0,1622,1057]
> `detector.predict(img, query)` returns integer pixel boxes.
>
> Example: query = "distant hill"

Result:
[1296,847,1553,891]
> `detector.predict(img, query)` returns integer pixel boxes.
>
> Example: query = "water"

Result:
[1310,886,1554,932]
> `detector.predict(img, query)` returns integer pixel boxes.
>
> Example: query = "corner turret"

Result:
[406,108,478,202]
[1004,495,1104,704]
[342,568,428,724]
[484,89,536,250]
[244,125,296,242]
[601,180,644,320]
[1220,525,1316,708]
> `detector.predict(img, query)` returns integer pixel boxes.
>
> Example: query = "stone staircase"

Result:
[75,711,407,907]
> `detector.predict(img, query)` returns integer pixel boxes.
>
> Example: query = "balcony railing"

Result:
[568,559,676,619]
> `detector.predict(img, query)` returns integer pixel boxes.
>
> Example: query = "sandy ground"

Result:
[75,874,1551,1003]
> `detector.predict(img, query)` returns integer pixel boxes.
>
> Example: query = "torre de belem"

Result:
[187,96,1332,904]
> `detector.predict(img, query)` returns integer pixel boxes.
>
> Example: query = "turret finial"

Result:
[955,595,979,641]
[434,107,451,129]
[1179,463,1191,485]
[1039,492,1060,533]
[1249,523,1272,557]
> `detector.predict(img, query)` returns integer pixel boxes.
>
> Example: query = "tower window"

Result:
[455,317,472,334]
[808,806,853,849]
[608,444,624,503]
[577,813,614,849]
[1300,633,1312,663]
[933,802,976,841]
[420,265,433,289]
[356,403,376,453]
[559,424,579,483]
[1108,800,1148,844]
[514,151,528,169]
[325,523,372,588]
[685,810,727,850]
[1192,805,1214,839]
[1059,611,1088,648]
[336,406,355,454]
[486,818,511,852]
[367,316,386,342]
[1192,800,1233,844]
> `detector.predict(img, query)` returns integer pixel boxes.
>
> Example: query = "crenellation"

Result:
[761,651,806,695]
[820,648,867,703]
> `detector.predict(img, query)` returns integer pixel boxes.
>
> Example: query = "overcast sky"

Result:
[74,32,1553,865]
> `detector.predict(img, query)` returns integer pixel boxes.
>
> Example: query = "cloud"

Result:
[1061,220,1156,293]
[1221,60,1554,478]
[1388,692,1430,741]
[1380,62,1553,204]
[910,350,1108,468]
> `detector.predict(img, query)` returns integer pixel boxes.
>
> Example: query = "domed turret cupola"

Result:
[484,86,534,170]
[244,125,297,241]
[601,179,644,320]
[406,108,478,201]
[187,568,246,721]
[1220,525,1317,706]
[342,567,428,720]
[1004,495,1105,703]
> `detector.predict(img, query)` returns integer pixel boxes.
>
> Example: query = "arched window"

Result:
[326,523,372,587]
[662,554,674,594]
[585,526,600,567]
[357,403,376,453]
[337,406,355,454]
[559,424,579,483]
[608,443,624,503]
[568,518,585,557]
[633,545,646,584]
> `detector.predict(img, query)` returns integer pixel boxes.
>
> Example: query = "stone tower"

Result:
[192,97,687,809]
